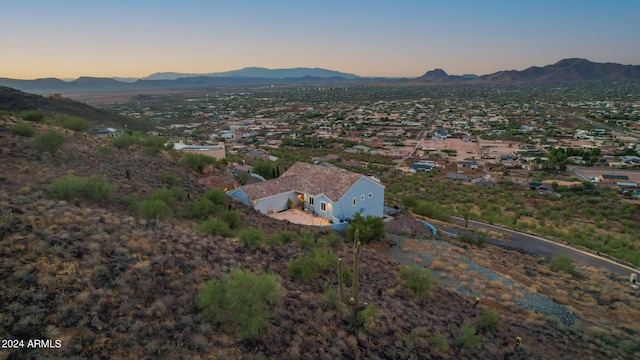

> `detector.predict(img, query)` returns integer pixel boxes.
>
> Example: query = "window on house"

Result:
[360,195,365,201]
[320,202,327,212]
[368,192,373,198]
[352,197,357,206]
[309,197,314,205]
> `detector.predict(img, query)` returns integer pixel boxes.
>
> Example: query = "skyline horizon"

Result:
[2,1,640,80]
[6,57,640,82]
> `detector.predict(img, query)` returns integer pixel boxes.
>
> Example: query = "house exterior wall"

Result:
[335,177,384,220]
[252,191,299,214]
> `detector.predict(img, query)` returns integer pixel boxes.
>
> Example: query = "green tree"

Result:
[139,199,172,221]
[197,268,283,339]
[345,213,385,244]
[54,115,90,132]
[180,152,216,173]
[251,159,276,179]
[32,129,66,156]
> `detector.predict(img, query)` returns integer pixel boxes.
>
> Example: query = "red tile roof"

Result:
[239,162,365,201]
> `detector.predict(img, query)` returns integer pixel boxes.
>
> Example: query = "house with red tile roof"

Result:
[228,162,385,223]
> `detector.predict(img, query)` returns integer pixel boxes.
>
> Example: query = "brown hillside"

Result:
[0,115,638,359]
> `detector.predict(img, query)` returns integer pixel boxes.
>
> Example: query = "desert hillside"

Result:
[1,114,638,359]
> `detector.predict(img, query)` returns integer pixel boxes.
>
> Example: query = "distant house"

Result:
[87,128,123,137]
[444,173,471,183]
[173,141,225,159]
[600,174,629,184]
[228,162,385,223]
[410,161,438,172]
[457,160,479,169]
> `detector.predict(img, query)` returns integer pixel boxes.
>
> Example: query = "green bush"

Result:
[476,309,500,333]
[399,264,436,299]
[20,110,44,122]
[180,152,216,173]
[197,216,233,238]
[9,123,36,137]
[143,136,169,155]
[157,171,176,186]
[48,175,84,200]
[266,230,294,246]
[48,174,114,202]
[82,175,114,201]
[221,210,243,230]
[32,129,66,156]
[97,146,115,156]
[345,213,385,244]
[181,198,220,220]
[202,188,229,208]
[550,253,578,276]
[149,187,187,207]
[54,115,90,132]
[458,231,487,247]
[287,248,338,283]
[238,228,264,247]
[197,268,282,339]
[457,322,480,350]
[428,334,450,352]
[139,199,172,221]
[112,134,140,149]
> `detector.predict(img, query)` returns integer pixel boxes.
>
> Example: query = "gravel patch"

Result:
[385,235,577,326]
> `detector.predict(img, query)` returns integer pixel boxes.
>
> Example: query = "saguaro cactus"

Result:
[338,230,366,327]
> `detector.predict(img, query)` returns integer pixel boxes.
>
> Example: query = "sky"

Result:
[2,0,640,80]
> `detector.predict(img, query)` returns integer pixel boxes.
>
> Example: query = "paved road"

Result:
[442,217,638,277]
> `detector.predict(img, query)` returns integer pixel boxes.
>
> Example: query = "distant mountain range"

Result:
[143,67,360,80]
[416,58,640,83]
[1,59,639,94]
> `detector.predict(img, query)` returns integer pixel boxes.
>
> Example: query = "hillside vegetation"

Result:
[1,114,638,359]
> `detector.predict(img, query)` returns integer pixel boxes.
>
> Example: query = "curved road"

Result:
[442,217,638,277]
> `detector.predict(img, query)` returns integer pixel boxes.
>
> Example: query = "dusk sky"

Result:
[2,0,640,80]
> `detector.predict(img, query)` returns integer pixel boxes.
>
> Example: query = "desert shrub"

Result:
[157,171,176,186]
[318,231,343,248]
[457,322,480,350]
[238,228,264,247]
[297,231,316,250]
[139,199,172,221]
[267,230,294,246]
[10,123,36,137]
[142,135,169,155]
[411,200,450,222]
[476,309,500,333]
[197,268,283,339]
[399,264,436,299]
[357,303,378,324]
[149,187,187,207]
[345,213,385,244]
[181,198,220,220]
[119,193,138,211]
[112,133,140,149]
[180,152,216,173]
[20,110,44,122]
[288,248,338,283]
[97,145,115,156]
[429,334,450,352]
[458,231,487,247]
[82,175,114,201]
[48,175,83,200]
[32,129,66,155]
[202,188,229,207]
[197,216,233,238]
[550,253,578,276]
[221,210,243,230]
[48,174,113,202]
[54,115,90,132]
[405,326,428,357]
